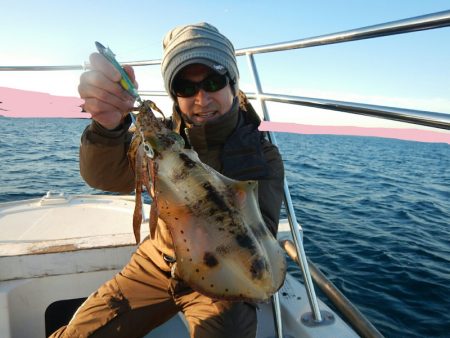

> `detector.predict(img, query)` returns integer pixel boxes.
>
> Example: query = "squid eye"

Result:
[144,143,154,158]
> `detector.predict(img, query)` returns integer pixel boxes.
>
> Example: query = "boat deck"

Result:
[0,193,149,281]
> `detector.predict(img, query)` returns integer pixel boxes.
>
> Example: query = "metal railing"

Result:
[2,9,450,338]
[239,10,448,338]
[236,10,450,55]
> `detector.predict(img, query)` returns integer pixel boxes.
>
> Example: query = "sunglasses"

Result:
[172,73,230,98]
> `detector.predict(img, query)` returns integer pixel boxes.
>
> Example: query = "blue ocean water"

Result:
[1,117,449,337]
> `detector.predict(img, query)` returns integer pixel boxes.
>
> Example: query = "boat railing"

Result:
[2,9,450,338]
[239,10,449,338]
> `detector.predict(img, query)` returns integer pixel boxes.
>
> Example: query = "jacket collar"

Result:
[172,97,239,151]
[170,91,262,148]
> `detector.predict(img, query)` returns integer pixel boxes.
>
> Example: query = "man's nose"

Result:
[194,89,212,106]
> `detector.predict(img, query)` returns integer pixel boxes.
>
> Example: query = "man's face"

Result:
[174,64,234,126]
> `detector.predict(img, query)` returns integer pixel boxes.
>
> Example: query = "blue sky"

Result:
[1,0,449,128]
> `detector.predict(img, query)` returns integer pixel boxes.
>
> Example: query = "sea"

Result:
[1,117,449,338]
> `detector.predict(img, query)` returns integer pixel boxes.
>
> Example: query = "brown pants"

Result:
[50,239,256,338]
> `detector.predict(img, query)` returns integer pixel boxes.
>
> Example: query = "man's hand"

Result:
[78,53,138,130]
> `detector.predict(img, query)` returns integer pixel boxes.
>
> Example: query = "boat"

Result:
[1,10,449,338]
[0,193,362,338]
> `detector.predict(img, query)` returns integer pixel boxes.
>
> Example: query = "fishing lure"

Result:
[95,41,141,103]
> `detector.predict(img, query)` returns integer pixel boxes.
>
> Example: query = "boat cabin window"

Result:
[45,297,86,337]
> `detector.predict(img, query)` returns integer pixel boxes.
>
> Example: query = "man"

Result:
[51,22,284,338]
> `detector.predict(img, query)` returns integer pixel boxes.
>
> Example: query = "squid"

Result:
[128,101,286,301]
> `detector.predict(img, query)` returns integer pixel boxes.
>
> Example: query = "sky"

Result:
[1,0,450,137]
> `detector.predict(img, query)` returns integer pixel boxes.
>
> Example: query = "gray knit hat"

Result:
[161,22,239,97]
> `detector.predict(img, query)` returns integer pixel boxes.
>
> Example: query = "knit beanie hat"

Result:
[161,22,239,97]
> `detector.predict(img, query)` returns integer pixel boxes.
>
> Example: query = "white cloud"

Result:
[0,71,82,97]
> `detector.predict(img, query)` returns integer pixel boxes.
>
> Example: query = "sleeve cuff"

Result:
[82,115,132,146]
